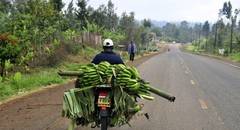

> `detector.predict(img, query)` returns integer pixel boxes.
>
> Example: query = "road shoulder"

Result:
[181,47,240,69]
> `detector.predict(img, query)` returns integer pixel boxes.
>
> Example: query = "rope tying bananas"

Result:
[59,61,175,127]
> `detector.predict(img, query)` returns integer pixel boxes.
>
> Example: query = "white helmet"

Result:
[103,39,114,47]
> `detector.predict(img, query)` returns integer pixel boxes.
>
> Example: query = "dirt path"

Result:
[0,48,166,130]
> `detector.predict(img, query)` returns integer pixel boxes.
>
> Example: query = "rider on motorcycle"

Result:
[92,39,124,65]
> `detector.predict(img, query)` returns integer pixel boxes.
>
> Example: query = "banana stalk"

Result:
[148,86,175,102]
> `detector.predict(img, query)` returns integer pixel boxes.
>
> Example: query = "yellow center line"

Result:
[199,99,208,109]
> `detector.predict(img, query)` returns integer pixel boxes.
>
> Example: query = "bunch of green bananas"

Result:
[114,64,154,100]
[97,62,115,83]
[77,64,102,87]
[65,62,155,100]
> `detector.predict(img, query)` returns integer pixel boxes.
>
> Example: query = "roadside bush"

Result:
[47,44,68,66]
[0,84,14,100]
[230,53,240,62]
[64,41,82,55]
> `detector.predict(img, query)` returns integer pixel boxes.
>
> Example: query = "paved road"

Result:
[1,44,240,130]
[113,44,240,130]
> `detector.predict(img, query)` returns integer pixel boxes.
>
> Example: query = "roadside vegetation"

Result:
[183,1,240,63]
[0,0,161,101]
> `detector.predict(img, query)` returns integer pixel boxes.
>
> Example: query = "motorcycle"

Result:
[58,71,175,130]
[58,71,113,130]
[96,84,112,130]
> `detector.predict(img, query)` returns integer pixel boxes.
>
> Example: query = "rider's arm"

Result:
[92,55,100,64]
[115,55,125,65]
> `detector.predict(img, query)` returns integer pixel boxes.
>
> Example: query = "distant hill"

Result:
[151,20,200,27]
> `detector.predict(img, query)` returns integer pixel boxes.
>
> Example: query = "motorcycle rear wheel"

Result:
[101,117,108,130]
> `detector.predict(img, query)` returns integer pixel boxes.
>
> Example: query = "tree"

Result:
[119,12,136,40]
[89,5,108,28]
[178,21,191,43]
[0,34,20,78]
[50,0,64,12]
[202,21,210,51]
[0,0,11,13]
[238,20,240,32]
[151,27,162,37]
[217,19,226,48]
[76,0,89,29]
[65,0,76,28]
[106,0,118,31]
[162,23,178,42]
[220,1,239,53]
[143,19,151,28]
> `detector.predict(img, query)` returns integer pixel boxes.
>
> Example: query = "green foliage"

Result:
[0,12,9,33]
[76,0,89,29]
[0,34,21,77]
[12,72,22,84]
[202,21,210,37]
[0,83,13,100]
[151,27,162,37]
[230,53,240,62]
[221,1,232,19]
[186,45,198,52]
[50,0,64,12]
[0,69,64,101]
[143,19,151,28]
[0,0,11,13]
[102,30,126,44]
[62,29,78,40]
[119,12,136,40]
[5,60,14,71]
[83,21,104,33]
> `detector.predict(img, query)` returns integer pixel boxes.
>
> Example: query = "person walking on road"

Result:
[128,41,137,61]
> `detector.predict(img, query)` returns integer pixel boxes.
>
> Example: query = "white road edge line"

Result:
[226,63,240,69]
[199,99,208,110]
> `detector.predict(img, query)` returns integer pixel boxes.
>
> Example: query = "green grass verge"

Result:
[185,45,198,52]
[230,53,240,62]
[0,69,65,101]
[184,44,240,63]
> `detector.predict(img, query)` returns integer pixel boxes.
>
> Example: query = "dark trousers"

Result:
[130,53,135,61]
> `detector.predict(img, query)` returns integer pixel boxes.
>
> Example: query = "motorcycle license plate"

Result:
[98,94,110,108]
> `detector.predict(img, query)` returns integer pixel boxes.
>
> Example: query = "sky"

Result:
[62,0,240,22]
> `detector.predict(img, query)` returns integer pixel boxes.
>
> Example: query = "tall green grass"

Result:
[230,53,240,62]
[0,69,65,101]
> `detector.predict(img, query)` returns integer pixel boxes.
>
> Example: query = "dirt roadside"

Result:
[0,46,166,130]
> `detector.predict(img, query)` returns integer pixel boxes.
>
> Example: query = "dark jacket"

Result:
[92,51,124,64]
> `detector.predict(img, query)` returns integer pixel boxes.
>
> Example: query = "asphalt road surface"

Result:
[1,44,240,130]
